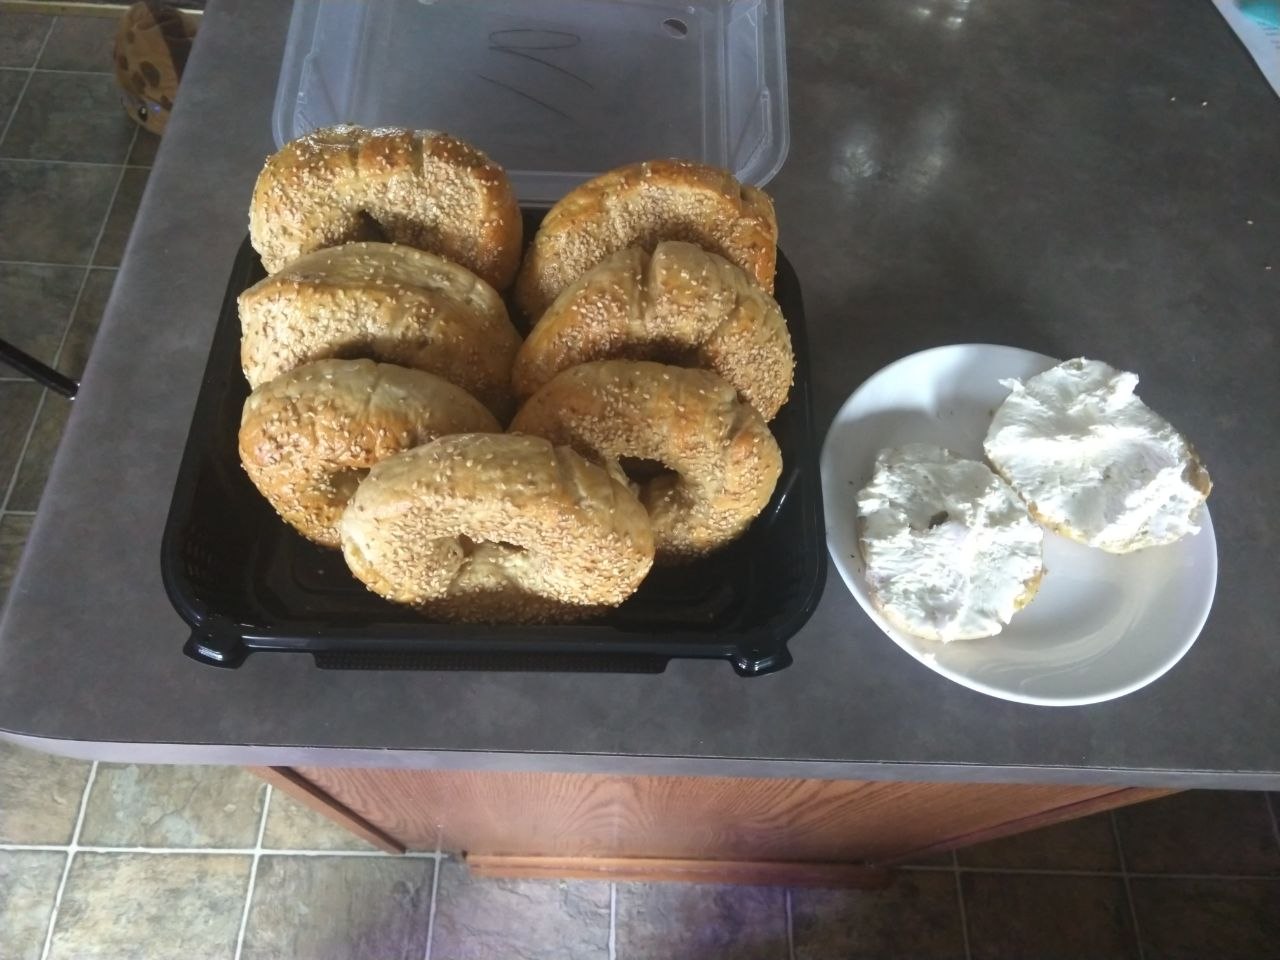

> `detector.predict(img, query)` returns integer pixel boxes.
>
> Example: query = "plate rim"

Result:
[820,342,1219,707]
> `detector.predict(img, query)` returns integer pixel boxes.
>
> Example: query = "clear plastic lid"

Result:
[273,0,790,204]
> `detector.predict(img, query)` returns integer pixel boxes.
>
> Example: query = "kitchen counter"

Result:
[1,0,1277,792]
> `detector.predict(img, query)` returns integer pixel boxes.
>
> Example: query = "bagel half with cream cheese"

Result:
[984,358,1212,553]
[856,444,1044,642]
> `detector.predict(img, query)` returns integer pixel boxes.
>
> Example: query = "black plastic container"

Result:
[162,215,826,676]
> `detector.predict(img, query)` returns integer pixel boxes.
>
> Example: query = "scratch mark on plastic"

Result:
[475,73,576,122]
[489,44,594,89]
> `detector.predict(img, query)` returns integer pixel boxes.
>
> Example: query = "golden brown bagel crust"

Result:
[238,242,521,420]
[514,159,777,321]
[512,242,794,420]
[239,359,499,548]
[510,360,782,560]
[339,433,654,622]
[249,125,522,289]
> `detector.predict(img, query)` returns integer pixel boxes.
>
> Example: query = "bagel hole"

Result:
[350,210,389,243]
[641,343,701,370]
[332,468,369,500]
[457,534,525,557]
[618,456,678,486]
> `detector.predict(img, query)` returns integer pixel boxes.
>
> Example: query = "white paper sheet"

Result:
[1213,0,1280,96]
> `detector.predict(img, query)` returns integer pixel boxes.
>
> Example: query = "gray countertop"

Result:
[1,0,1277,789]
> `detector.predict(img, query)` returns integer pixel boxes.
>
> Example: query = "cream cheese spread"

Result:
[984,358,1211,553]
[856,444,1044,642]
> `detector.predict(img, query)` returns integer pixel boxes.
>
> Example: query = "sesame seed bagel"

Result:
[514,159,778,322]
[249,125,522,289]
[238,242,521,421]
[510,360,783,561]
[339,433,655,623]
[512,242,794,420]
[239,359,499,549]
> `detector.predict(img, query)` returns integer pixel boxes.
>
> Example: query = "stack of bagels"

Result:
[238,124,795,623]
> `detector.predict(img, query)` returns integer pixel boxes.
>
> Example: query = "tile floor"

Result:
[0,748,1278,960]
[2,10,1280,960]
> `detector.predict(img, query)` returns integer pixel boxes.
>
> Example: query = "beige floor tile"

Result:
[792,872,966,960]
[0,160,119,263]
[93,166,149,267]
[615,882,788,960]
[241,854,433,960]
[0,263,83,365]
[79,764,265,848]
[1131,877,1280,959]
[48,852,249,960]
[1,72,134,164]
[261,789,376,851]
[0,740,90,844]
[0,69,26,130]
[58,267,116,378]
[128,130,160,166]
[962,873,1137,960]
[37,15,118,72]
[959,811,1121,871]
[431,859,610,960]
[0,850,65,960]
[1,513,36,605]
[1116,790,1280,876]
[0,13,52,68]
[0,383,43,494]
[7,392,70,512]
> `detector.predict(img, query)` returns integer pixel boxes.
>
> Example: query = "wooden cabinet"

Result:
[255,766,1171,887]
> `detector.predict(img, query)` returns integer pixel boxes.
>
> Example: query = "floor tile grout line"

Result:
[13,841,1269,871]
[0,17,51,145]
[38,759,96,960]
[0,146,128,513]
[65,125,137,311]
[423,839,442,960]
[0,842,440,857]
[0,128,136,513]
[45,133,135,376]
[28,68,115,77]
[0,65,32,136]
[14,841,1276,878]
[231,782,271,960]
[903,863,1280,881]
[0,260,114,269]
[1266,793,1280,853]
[0,383,47,512]
[608,882,617,960]
[953,850,973,960]
[0,843,69,852]
[0,157,150,169]
[1111,811,1147,960]
[785,887,795,960]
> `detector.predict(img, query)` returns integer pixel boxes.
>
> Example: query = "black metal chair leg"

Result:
[0,339,79,399]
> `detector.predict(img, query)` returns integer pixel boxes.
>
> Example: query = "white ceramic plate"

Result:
[820,344,1218,706]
